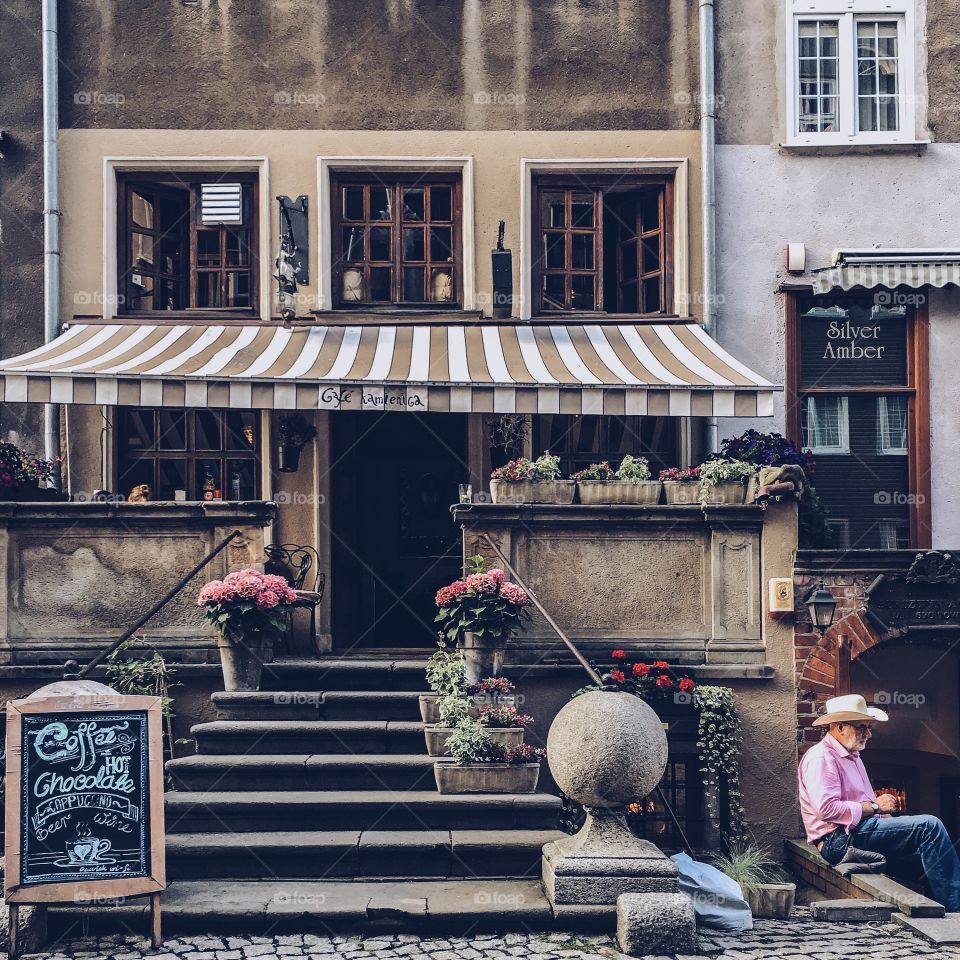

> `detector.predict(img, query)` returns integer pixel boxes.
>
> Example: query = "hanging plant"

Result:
[276,413,317,473]
[695,684,746,841]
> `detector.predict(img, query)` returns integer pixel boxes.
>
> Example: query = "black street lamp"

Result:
[806,579,837,635]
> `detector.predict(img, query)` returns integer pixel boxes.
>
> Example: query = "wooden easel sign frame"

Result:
[4,690,166,953]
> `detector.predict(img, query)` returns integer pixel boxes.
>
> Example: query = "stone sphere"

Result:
[547,690,668,808]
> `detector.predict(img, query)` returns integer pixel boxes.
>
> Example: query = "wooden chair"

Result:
[264,543,326,656]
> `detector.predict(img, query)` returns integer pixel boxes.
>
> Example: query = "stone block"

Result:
[615,892,697,957]
[0,901,48,954]
[809,899,898,922]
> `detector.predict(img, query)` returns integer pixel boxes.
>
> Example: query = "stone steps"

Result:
[165,828,564,880]
[260,659,430,692]
[167,753,438,791]
[211,690,426,721]
[165,789,563,833]
[190,719,426,754]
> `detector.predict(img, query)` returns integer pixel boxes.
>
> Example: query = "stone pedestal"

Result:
[617,892,697,956]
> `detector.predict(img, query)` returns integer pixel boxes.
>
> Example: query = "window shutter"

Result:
[200,183,243,225]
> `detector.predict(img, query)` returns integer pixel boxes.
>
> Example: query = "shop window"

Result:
[119,173,258,314]
[789,292,928,548]
[532,175,672,315]
[331,173,462,308]
[532,415,679,478]
[786,1,916,146]
[116,408,260,501]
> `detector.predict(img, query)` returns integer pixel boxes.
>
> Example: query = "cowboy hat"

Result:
[812,693,889,727]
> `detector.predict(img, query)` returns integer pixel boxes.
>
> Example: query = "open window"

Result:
[532,174,673,316]
[118,173,259,314]
[330,172,463,309]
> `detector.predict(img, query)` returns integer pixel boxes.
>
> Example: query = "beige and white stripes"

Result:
[813,259,960,294]
[0,322,778,417]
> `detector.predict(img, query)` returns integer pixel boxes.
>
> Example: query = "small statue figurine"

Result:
[127,483,151,503]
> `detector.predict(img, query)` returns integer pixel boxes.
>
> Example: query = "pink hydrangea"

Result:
[500,582,531,607]
[256,589,280,609]
[261,574,291,594]
[465,572,498,595]
[435,580,467,607]
[233,574,265,599]
[489,568,506,586]
[197,579,238,605]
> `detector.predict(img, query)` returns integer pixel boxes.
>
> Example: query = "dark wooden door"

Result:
[331,412,468,648]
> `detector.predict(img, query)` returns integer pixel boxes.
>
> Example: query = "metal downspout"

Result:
[42,0,62,488]
[700,0,719,455]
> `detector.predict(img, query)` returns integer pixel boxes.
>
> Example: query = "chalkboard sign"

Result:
[5,686,165,906]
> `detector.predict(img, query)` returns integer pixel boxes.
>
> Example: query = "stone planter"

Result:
[662,481,699,504]
[424,725,524,757]
[489,479,575,505]
[745,882,796,920]
[701,480,747,505]
[576,480,662,505]
[434,761,541,794]
[419,694,441,724]
[217,629,276,692]
[461,630,505,684]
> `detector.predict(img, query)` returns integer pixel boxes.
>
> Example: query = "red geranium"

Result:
[610,669,625,683]
[655,674,673,688]
[612,649,626,659]
[632,662,650,677]
[652,660,670,669]
[679,677,696,693]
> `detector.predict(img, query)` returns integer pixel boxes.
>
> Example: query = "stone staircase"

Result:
[144,657,566,932]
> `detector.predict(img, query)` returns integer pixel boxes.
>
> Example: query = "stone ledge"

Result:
[809,899,898,922]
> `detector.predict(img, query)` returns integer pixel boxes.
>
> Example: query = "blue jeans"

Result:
[851,815,960,912]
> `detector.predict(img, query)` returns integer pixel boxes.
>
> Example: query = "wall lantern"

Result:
[805,579,837,635]
[276,413,317,473]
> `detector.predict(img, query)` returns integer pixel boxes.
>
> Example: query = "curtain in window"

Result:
[804,395,849,452]
[877,395,908,454]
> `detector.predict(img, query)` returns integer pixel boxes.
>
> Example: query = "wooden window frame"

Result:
[785,290,930,547]
[115,408,262,501]
[531,173,674,318]
[330,172,463,310]
[117,172,259,318]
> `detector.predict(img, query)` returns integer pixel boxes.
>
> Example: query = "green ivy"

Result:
[695,684,746,841]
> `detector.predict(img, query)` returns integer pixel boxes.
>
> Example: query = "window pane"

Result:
[195,272,220,308]
[430,187,452,222]
[430,268,454,302]
[370,186,391,221]
[124,410,155,450]
[370,267,392,301]
[797,20,839,133]
[227,271,250,307]
[542,274,565,310]
[877,395,908,454]
[119,458,153,498]
[157,460,187,500]
[342,268,364,302]
[545,233,565,269]
[541,191,566,228]
[130,273,154,310]
[642,276,661,313]
[197,460,222,500]
[572,233,594,270]
[158,411,186,450]
[225,229,250,266]
[571,274,595,310]
[226,461,257,501]
[370,226,392,261]
[404,267,425,301]
[342,187,364,221]
[859,97,878,132]
[131,191,154,229]
[803,395,850,453]
[196,230,220,267]
[641,237,661,274]
[403,227,425,262]
[226,411,257,451]
[571,193,594,228]
[430,226,452,262]
[131,232,154,267]
[640,192,660,232]
[342,226,364,262]
[857,20,899,133]
[403,188,424,222]
[195,410,221,450]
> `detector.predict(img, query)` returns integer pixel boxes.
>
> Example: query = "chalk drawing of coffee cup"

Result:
[66,836,112,864]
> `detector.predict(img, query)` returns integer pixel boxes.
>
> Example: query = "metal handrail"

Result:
[479,531,694,854]
[65,528,244,680]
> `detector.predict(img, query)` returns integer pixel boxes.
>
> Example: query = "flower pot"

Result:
[277,443,303,473]
[662,481,699,504]
[745,882,796,920]
[419,694,441,724]
[424,725,524,757]
[576,480,662,505]
[461,630,506,685]
[217,629,276,692]
[489,479,575,505]
[702,480,747,505]
[434,761,541,794]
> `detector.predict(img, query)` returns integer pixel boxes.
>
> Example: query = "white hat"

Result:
[812,693,889,727]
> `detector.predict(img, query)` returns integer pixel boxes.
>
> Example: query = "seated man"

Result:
[799,693,960,912]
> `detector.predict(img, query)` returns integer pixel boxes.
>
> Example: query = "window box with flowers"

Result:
[574,455,661,505]
[658,466,701,504]
[0,443,63,502]
[697,459,759,506]
[489,451,574,505]
[434,718,545,794]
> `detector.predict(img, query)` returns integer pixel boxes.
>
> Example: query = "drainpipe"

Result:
[699,0,719,455]
[42,0,62,488]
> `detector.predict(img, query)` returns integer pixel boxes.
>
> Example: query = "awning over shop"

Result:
[812,249,960,294]
[0,321,778,417]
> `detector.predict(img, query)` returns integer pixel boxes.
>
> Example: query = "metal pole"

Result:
[41,0,62,488]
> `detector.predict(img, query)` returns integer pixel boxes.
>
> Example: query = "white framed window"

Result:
[785,0,918,146]
[803,395,850,453]
[877,394,909,454]
[878,519,908,549]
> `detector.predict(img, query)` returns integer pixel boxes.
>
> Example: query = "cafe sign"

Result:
[822,318,886,360]
[866,551,960,634]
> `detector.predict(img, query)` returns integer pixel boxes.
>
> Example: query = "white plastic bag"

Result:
[670,851,753,931]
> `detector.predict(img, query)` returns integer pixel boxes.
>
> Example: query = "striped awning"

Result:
[0,322,778,417]
[813,251,960,294]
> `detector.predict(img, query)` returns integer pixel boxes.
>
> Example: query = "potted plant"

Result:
[659,466,701,504]
[276,413,317,473]
[467,676,516,710]
[434,558,533,683]
[198,569,298,691]
[433,718,545,794]
[575,455,661,505]
[710,841,796,920]
[0,442,63,502]
[424,688,530,757]
[489,451,574,504]
[697,459,757,506]
[421,643,466,723]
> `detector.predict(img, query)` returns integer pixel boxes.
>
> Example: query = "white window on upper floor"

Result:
[785,0,918,147]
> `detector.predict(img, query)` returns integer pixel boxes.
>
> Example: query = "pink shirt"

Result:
[798,733,875,843]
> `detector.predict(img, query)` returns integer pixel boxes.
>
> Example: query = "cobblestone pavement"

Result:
[31,910,960,960]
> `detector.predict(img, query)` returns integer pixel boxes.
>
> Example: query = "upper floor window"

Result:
[331,173,462,309]
[119,173,258,314]
[532,175,672,315]
[786,1,916,146]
